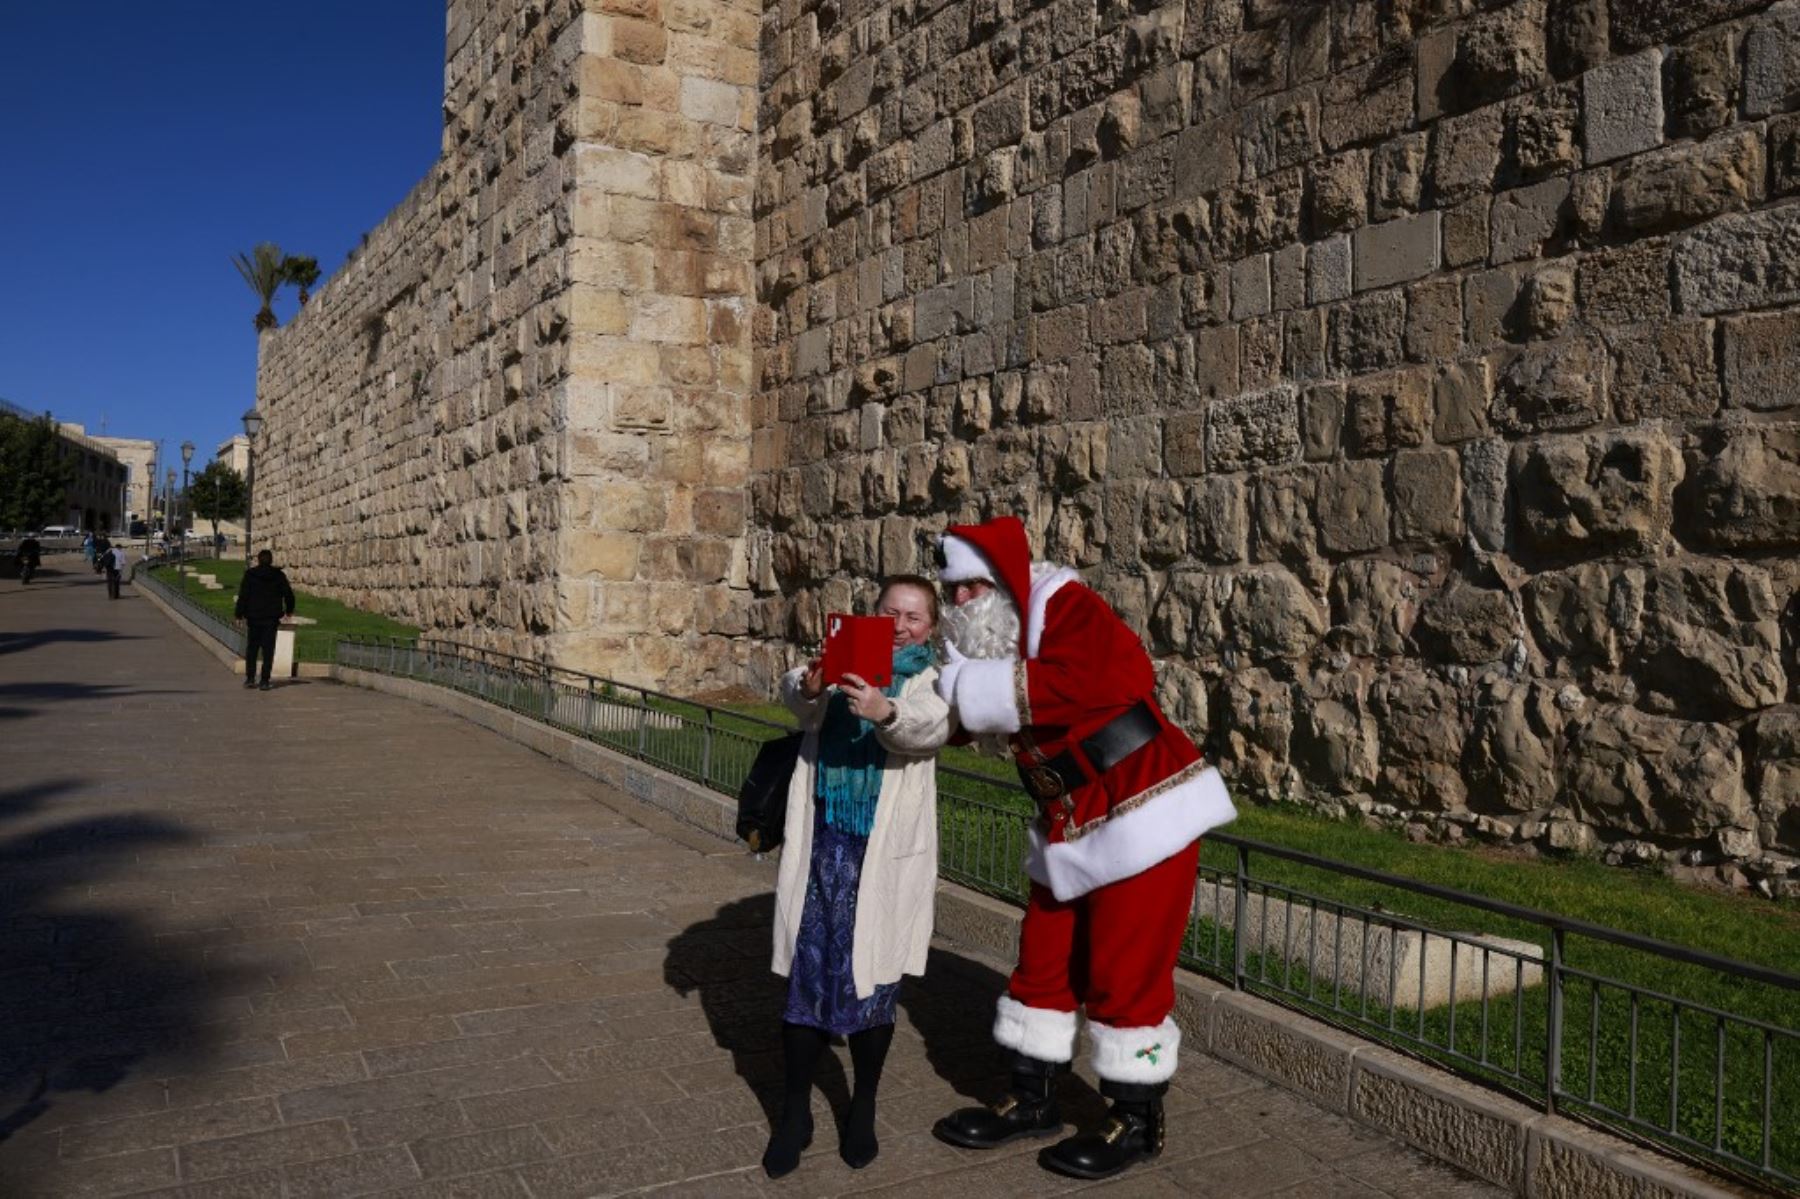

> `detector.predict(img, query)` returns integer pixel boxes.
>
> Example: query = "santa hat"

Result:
[938,517,1034,653]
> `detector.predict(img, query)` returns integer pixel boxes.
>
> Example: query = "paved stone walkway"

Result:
[0,563,1503,1197]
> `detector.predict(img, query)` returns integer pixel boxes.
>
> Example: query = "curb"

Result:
[329,664,1750,1199]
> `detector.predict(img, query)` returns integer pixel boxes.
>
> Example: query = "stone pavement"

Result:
[0,563,1504,1197]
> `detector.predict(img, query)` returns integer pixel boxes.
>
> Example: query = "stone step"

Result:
[1197,880,1545,1010]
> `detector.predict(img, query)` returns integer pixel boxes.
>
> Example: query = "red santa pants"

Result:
[1008,838,1202,1029]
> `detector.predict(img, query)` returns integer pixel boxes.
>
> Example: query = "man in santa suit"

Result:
[928,515,1236,1180]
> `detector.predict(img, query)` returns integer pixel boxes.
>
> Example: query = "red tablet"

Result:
[821,614,895,688]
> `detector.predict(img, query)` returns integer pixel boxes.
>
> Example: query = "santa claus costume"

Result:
[929,516,1236,1179]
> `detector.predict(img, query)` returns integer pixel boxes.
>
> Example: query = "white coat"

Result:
[771,664,952,999]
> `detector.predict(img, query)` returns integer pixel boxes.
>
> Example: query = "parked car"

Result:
[37,525,80,538]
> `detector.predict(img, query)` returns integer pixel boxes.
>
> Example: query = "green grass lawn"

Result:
[149,560,418,662]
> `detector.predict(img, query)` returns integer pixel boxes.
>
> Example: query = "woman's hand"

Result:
[801,659,826,699]
[839,673,894,725]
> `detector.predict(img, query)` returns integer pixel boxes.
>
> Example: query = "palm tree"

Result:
[231,243,286,331]
[282,255,321,305]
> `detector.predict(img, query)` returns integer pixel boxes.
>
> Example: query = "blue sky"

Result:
[0,3,445,468]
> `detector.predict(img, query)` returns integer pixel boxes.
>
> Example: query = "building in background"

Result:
[0,399,128,531]
[215,435,249,476]
[89,433,156,523]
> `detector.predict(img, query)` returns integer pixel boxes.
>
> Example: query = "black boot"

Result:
[840,1023,894,1169]
[762,1023,826,1178]
[1038,1081,1166,1180]
[932,1053,1064,1149]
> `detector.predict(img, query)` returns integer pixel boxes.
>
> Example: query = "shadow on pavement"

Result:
[0,682,195,722]
[0,780,240,1143]
[0,629,145,656]
[664,893,1105,1142]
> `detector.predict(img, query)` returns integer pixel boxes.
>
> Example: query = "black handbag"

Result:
[736,731,803,852]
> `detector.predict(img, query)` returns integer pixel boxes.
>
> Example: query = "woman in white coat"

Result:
[764,574,952,1177]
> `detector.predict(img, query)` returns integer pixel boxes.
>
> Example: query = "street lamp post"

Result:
[142,456,155,560]
[241,407,263,564]
[165,469,175,558]
[179,441,194,589]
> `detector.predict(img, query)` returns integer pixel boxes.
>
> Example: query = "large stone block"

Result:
[1608,130,1763,237]
[1677,423,1800,550]
[1327,290,1406,373]
[1391,447,1463,544]
[1345,369,1431,457]
[1636,561,1787,714]
[1722,310,1800,411]
[1750,709,1800,852]
[1512,429,1683,554]
[1329,560,1422,657]
[1490,336,1607,434]
[1206,386,1302,471]
[1565,706,1751,838]
[1608,320,1721,422]
[1316,459,1389,556]
[1608,0,1768,52]
[1745,0,1800,117]
[1489,176,1570,264]
[1372,669,1468,811]
[1464,680,1561,815]
[1291,675,1380,794]
[1415,578,1513,665]
[1227,567,1326,662]
[1354,211,1441,291]
[1582,50,1664,165]
[1673,204,1800,316]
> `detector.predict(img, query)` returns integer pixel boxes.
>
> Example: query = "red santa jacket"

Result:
[946,564,1236,901]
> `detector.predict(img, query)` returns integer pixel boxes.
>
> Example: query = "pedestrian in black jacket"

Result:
[235,550,296,690]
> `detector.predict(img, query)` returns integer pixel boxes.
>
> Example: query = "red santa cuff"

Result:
[1089,1017,1181,1085]
[994,995,1078,1063]
[951,658,1023,735]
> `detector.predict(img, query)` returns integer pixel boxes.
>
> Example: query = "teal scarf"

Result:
[816,642,936,836]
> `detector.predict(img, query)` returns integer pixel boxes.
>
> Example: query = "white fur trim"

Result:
[953,657,1022,734]
[938,534,990,583]
[994,995,1078,1062]
[1089,1017,1181,1084]
[1025,564,1079,659]
[1024,764,1236,902]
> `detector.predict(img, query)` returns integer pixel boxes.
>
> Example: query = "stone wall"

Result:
[254,0,760,691]
[751,0,1800,882]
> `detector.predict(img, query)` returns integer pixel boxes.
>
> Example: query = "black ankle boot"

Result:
[1038,1081,1165,1180]
[761,1106,813,1179]
[932,1054,1064,1149]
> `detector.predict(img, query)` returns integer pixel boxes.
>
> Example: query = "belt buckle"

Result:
[1024,764,1066,803]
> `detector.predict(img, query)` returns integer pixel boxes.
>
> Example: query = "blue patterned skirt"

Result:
[782,809,899,1034]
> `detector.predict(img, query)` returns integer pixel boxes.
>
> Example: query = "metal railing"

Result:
[134,557,245,656]
[334,635,1800,1193]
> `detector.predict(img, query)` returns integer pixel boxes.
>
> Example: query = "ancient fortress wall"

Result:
[254,0,759,691]
[752,0,1800,881]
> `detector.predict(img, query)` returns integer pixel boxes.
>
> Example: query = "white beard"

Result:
[941,588,1022,756]
[941,586,1021,661]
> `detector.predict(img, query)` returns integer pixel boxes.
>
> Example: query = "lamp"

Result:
[179,441,195,582]
[241,407,263,563]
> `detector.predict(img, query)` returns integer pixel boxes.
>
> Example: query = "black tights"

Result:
[762,1021,895,1177]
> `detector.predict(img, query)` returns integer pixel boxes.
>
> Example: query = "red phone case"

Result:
[821,614,894,687]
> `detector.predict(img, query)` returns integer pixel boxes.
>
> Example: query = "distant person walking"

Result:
[234,550,296,691]
[17,535,42,584]
[102,543,127,599]
[81,531,95,566]
[92,534,111,575]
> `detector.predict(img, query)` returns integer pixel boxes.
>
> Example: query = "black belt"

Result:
[1017,701,1161,804]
